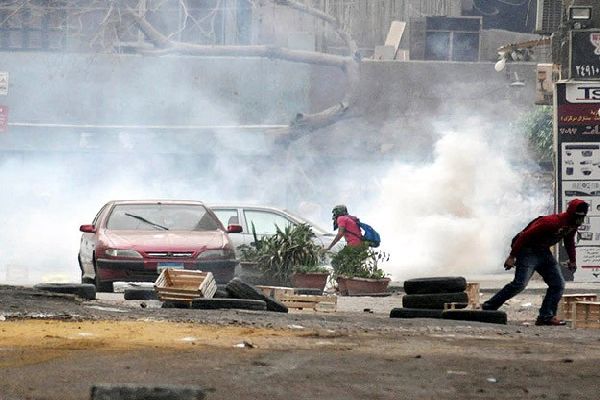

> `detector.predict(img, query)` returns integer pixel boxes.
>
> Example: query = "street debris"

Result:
[234,340,255,348]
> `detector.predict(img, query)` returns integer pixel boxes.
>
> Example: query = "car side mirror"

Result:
[79,224,96,233]
[227,224,243,233]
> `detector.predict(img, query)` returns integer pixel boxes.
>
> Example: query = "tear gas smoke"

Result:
[369,120,551,281]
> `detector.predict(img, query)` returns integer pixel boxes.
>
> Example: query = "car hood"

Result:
[102,230,226,251]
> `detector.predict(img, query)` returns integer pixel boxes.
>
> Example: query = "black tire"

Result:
[190,298,267,311]
[402,292,469,309]
[94,263,113,293]
[225,278,288,313]
[161,301,191,309]
[446,302,469,310]
[441,309,508,325]
[213,289,230,299]
[33,283,96,300]
[123,287,158,300]
[389,308,443,319]
[225,278,263,300]
[403,277,467,294]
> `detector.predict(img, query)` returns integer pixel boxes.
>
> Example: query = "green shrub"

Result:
[331,244,389,279]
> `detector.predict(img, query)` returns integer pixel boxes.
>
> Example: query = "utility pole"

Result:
[553,0,600,281]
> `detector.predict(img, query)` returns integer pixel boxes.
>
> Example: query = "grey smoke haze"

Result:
[0,103,548,284]
[0,5,549,284]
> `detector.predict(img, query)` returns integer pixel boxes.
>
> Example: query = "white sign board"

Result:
[0,72,8,95]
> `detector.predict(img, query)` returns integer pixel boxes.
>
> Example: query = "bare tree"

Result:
[0,0,359,136]
[125,0,360,137]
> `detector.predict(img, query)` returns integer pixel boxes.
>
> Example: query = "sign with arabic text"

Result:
[556,81,600,281]
[570,30,600,80]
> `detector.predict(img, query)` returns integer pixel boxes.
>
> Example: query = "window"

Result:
[0,3,67,51]
[244,210,292,235]
[107,204,219,232]
[212,209,239,228]
[425,32,450,61]
[423,17,481,62]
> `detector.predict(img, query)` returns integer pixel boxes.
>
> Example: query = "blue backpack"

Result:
[358,221,381,248]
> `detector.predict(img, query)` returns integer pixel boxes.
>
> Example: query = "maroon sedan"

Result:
[78,200,242,292]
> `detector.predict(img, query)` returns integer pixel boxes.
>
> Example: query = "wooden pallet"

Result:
[255,285,295,300]
[572,301,600,329]
[154,269,216,302]
[280,294,337,312]
[465,282,480,308]
[558,294,598,321]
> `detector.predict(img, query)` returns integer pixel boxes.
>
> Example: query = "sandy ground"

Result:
[1,285,600,400]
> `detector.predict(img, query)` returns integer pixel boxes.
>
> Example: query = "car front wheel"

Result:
[79,254,94,284]
[94,262,113,293]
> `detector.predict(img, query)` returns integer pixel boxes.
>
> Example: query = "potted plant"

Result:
[238,223,326,287]
[290,264,331,292]
[331,244,390,296]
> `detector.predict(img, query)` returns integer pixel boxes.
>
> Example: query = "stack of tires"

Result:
[390,276,506,324]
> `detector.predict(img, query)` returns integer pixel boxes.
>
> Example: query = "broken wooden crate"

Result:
[558,293,598,321]
[280,294,337,312]
[444,282,480,310]
[154,269,216,303]
[255,285,295,300]
[571,301,600,329]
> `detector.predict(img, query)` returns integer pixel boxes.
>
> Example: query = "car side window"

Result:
[212,209,240,229]
[244,210,292,235]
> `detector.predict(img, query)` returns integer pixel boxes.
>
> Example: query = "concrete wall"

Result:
[0,52,310,126]
[0,52,538,155]
[305,59,538,160]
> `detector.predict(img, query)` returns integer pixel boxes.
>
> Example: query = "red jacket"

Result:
[510,199,587,263]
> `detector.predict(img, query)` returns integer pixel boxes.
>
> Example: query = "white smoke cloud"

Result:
[370,120,551,281]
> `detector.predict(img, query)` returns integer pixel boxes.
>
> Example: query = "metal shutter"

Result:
[536,0,563,34]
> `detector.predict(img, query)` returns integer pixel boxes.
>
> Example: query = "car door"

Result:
[211,208,247,249]
[242,208,294,243]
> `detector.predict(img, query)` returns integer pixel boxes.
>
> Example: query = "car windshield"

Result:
[106,204,220,231]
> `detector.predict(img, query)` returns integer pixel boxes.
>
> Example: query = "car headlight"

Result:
[105,248,143,258]
[197,249,233,260]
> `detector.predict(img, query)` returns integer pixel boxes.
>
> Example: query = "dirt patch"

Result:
[0,320,344,353]
[2,285,600,399]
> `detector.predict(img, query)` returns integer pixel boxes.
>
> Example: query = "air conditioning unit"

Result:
[536,0,563,34]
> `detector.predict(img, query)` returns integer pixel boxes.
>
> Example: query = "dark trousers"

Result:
[483,247,565,320]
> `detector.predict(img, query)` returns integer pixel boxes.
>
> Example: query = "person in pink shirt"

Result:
[326,205,363,250]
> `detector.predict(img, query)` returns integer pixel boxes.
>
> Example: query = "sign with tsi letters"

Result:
[566,83,600,102]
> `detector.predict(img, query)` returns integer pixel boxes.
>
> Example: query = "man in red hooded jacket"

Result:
[482,198,589,326]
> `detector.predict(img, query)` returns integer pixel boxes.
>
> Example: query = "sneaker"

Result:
[535,316,567,326]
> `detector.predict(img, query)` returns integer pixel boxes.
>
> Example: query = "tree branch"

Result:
[128,0,360,137]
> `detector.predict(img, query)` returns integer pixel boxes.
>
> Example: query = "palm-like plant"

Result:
[239,223,326,285]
